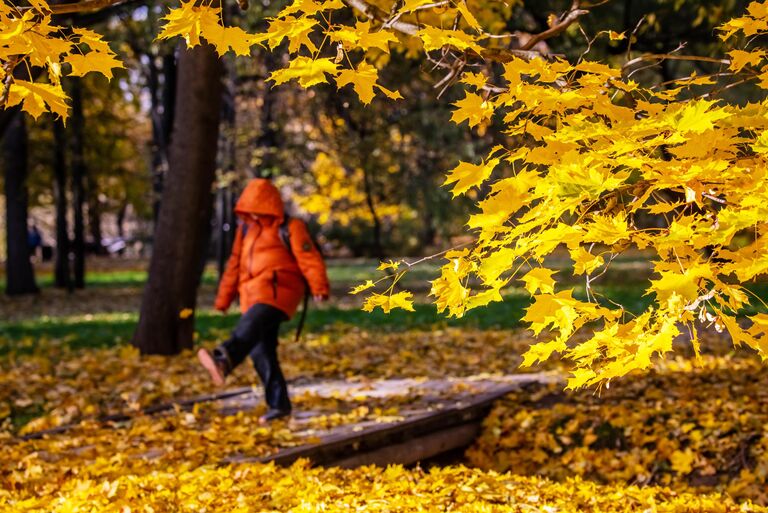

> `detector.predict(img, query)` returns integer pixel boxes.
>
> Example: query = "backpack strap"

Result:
[278,214,291,250]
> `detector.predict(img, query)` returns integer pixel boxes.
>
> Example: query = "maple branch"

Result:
[623,53,730,71]
[344,0,417,35]
[19,0,134,14]
[342,0,560,63]
[519,2,590,51]
[0,57,19,109]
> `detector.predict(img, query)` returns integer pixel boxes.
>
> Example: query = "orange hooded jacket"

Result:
[214,179,330,318]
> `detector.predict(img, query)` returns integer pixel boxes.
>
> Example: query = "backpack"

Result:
[240,213,318,341]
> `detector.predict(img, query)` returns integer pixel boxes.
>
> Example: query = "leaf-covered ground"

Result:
[467,337,768,504]
[5,460,764,512]
[2,258,768,510]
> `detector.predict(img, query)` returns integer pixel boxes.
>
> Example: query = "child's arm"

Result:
[288,219,330,299]
[214,225,244,312]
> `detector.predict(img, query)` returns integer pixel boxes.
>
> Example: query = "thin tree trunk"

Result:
[150,51,177,225]
[3,110,38,296]
[87,175,104,254]
[361,163,383,258]
[217,58,237,278]
[69,81,86,289]
[53,119,72,290]
[133,42,223,355]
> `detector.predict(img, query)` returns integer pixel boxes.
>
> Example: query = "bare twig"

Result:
[625,15,646,64]
[519,2,590,51]
[623,53,730,72]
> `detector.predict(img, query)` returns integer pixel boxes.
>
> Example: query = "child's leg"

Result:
[249,309,291,412]
[217,303,285,372]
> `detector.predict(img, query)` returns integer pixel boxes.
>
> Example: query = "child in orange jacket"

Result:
[198,178,329,422]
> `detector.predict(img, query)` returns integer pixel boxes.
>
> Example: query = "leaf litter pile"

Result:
[2,326,768,510]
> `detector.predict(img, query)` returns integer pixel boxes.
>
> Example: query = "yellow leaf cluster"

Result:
[158,1,257,56]
[0,7,123,121]
[286,152,410,227]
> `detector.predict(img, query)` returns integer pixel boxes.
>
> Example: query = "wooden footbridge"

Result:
[21,373,560,468]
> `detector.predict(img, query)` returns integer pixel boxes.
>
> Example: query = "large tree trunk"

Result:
[69,81,86,288]
[53,119,72,290]
[3,111,38,296]
[133,43,223,355]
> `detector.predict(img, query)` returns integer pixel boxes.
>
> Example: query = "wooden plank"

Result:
[332,422,481,468]
[249,381,525,467]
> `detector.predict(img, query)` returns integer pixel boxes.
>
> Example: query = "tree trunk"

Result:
[53,119,72,290]
[115,201,127,256]
[3,111,38,296]
[87,175,104,254]
[69,81,86,288]
[133,43,223,355]
[217,57,237,278]
[361,162,384,259]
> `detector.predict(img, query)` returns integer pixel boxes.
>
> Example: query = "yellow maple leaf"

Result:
[400,0,435,12]
[254,16,317,53]
[451,91,494,127]
[72,27,112,54]
[179,308,194,319]
[157,2,220,47]
[336,62,400,104]
[6,80,68,121]
[417,26,483,53]
[520,267,557,295]
[728,49,766,72]
[461,72,487,90]
[278,0,343,18]
[331,21,398,53]
[456,2,481,30]
[570,247,605,275]
[270,57,339,88]
[583,212,632,245]
[362,291,415,313]
[65,51,124,79]
[350,280,375,295]
[670,100,731,134]
[670,449,696,474]
[377,260,400,271]
[443,157,500,197]
[202,24,256,56]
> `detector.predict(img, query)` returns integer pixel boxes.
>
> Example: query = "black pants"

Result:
[218,303,291,411]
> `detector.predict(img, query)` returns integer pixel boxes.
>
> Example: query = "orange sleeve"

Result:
[289,219,330,297]
[214,225,244,311]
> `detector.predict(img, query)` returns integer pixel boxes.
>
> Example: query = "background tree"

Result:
[2,110,38,296]
[132,41,224,355]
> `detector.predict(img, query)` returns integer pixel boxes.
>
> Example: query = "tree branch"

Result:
[623,53,730,71]
[520,4,590,51]
[21,0,133,14]
[342,0,561,63]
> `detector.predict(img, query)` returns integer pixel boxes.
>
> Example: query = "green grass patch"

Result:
[2,281,766,358]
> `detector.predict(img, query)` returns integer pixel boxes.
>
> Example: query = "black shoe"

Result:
[259,408,291,423]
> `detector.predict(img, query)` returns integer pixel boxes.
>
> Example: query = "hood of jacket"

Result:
[234,178,285,220]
